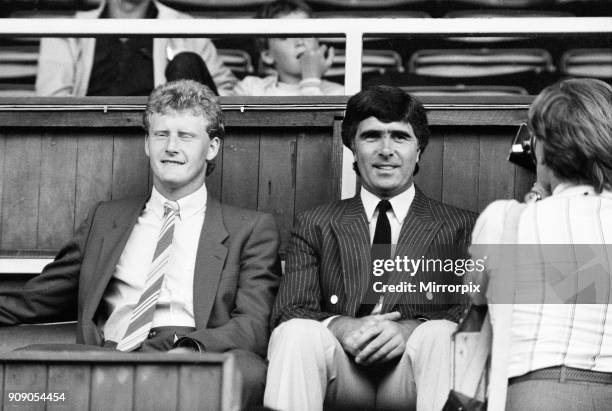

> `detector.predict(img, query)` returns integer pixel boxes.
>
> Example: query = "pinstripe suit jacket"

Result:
[272,186,476,328]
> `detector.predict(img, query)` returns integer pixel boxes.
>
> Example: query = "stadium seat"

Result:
[444,9,575,43]
[0,44,38,96]
[323,48,404,80]
[365,48,557,94]
[401,84,528,96]
[559,48,612,79]
[307,0,428,8]
[409,48,554,77]
[218,48,255,77]
[442,0,552,8]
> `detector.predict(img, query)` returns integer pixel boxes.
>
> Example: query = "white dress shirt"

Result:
[360,185,415,246]
[100,184,207,343]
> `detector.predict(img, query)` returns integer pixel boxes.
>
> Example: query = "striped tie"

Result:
[116,202,179,352]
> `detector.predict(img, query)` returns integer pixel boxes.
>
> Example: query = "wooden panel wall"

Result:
[0,96,534,257]
[415,125,534,212]
[0,126,337,254]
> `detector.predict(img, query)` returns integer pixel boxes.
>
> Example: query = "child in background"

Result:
[231,0,344,96]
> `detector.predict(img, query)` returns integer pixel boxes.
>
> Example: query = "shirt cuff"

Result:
[173,336,205,353]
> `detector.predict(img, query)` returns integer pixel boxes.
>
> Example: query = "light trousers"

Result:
[264,318,455,411]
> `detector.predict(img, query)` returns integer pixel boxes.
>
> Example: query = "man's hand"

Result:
[353,319,420,366]
[300,45,334,80]
[328,312,401,357]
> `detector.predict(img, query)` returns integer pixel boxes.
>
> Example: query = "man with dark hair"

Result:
[265,85,476,411]
[36,0,237,96]
[0,80,280,407]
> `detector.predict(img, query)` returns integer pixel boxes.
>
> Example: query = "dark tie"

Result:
[357,200,392,317]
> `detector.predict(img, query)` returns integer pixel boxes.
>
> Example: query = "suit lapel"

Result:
[82,199,146,332]
[330,196,371,316]
[384,187,442,310]
[193,195,229,329]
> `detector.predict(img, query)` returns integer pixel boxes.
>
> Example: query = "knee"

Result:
[269,319,329,352]
[416,319,455,338]
[408,320,455,350]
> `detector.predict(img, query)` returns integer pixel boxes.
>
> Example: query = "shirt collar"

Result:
[148,184,207,220]
[552,183,596,197]
[360,185,415,224]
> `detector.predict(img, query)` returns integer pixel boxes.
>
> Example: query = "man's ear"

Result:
[416,149,421,163]
[144,134,150,158]
[206,136,221,161]
[260,50,274,66]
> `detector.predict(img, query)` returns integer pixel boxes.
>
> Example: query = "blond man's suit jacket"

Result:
[0,195,281,357]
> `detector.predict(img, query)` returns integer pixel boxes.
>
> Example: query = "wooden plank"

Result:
[0,109,528,128]
[414,133,443,202]
[295,129,334,215]
[206,136,224,201]
[478,129,516,212]
[0,363,4,410]
[442,131,480,212]
[0,111,339,128]
[46,364,90,411]
[258,130,296,253]
[112,130,150,200]
[427,109,526,126]
[134,365,179,411]
[38,132,77,249]
[75,132,114,229]
[177,365,222,411]
[0,132,5,248]
[220,130,259,209]
[331,117,344,200]
[1,131,41,250]
[3,364,47,411]
[90,365,134,411]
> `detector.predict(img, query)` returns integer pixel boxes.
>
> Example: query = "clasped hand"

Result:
[329,312,418,366]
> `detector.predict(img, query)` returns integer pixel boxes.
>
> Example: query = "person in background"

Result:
[36,0,237,96]
[0,80,280,408]
[230,0,344,96]
[471,78,612,410]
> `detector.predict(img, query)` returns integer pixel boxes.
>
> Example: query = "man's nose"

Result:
[165,134,179,152]
[378,136,394,156]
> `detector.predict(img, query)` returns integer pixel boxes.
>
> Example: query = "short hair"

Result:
[143,80,224,176]
[144,80,225,139]
[528,78,612,193]
[254,0,313,51]
[342,85,430,152]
